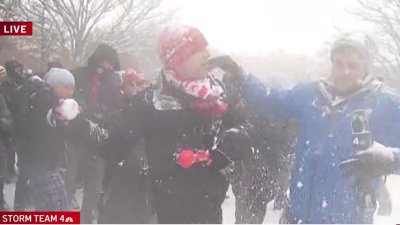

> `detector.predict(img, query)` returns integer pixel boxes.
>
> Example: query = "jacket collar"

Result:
[152,71,223,111]
[318,75,383,108]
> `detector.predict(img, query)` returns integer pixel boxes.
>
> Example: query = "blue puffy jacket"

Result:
[240,74,400,223]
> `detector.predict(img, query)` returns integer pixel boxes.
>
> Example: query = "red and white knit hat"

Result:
[158,25,208,70]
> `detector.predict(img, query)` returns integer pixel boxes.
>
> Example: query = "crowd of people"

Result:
[0,25,399,224]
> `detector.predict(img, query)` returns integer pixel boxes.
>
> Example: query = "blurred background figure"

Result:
[121,68,149,97]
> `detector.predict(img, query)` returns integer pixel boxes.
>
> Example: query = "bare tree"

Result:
[16,0,174,69]
[352,0,400,84]
[0,0,18,20]
[0,0,21,52]
[87,1,177,76]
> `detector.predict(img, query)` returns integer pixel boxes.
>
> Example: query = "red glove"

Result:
[122,68,145,86]
[176,149,211,169]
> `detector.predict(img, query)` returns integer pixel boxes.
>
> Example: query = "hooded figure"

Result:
[86,44,120,72]
[3,60,25,116]
[69,44,123,223]
[74,44,123,122]
[4,60,24,84]
[2,59,26,130]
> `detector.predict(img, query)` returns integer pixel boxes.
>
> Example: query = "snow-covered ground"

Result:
[222,176,400,224]
[222,186,282,224]
[374,176,400,224]
[3,176,400,224]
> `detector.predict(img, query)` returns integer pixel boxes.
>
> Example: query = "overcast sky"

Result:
[164,0,372,55]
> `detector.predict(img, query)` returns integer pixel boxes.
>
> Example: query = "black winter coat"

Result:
[22,86,66,171]
[102,76,229,196]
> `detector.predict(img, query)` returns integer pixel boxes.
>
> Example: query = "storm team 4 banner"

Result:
[0,212,80,224]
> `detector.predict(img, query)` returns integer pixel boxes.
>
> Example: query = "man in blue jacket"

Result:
[210,33,400,223]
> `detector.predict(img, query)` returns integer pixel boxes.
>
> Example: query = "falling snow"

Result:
[322,199,328,208]
[297,181,303,189]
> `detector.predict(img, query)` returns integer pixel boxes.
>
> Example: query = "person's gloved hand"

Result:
[340,142,398,179]
[217,126,251,161]
[175,149,212,169]
[175,148,232,171]
[208,148,232,171]
[208,55,244,82]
